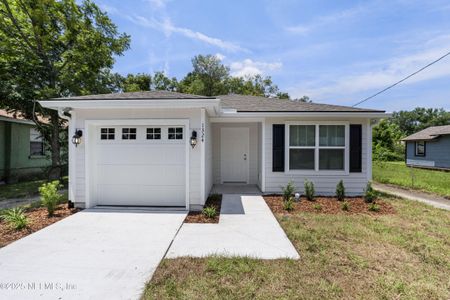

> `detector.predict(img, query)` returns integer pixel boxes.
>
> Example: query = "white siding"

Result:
[212,123,259,185]
[264,117,370,195]
[72,108,203,207]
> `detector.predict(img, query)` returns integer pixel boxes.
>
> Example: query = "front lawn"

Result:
[373,161,450,197]
[0,177,68,201]
[145,195,450,299]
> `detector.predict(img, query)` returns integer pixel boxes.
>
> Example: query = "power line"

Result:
[352,50,450,107]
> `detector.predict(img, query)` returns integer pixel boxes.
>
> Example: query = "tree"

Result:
[151,71,178,91]
[0,0,130,178]
[372,119,404,161]
[292,95,312,103]
[390,107,450,136]
[121,73,151,92]
[179,54,229,96]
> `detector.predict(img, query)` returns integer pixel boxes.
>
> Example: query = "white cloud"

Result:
[230,59,282,77]
[128,15,248,53]
[145,0,171,8]
[285,3,370,35]
[215,53,226,61]
[289,34,450,103]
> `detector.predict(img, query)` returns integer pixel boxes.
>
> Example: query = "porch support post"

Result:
[261,119,266,192]
[200,108,206,204]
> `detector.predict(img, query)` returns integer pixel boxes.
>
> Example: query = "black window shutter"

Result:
[350,124,362,172]
[272,124,285,172]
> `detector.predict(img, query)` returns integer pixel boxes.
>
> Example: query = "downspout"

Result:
[57,108,74,208]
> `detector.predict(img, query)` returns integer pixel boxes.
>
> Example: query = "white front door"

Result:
[220,127,249,183]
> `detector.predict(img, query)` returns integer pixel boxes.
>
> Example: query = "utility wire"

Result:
[352,50,450,107]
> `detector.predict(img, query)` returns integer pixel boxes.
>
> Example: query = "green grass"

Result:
[373,161,450,197]
[144,196,450,299]
[0,177,68,201]
[0,180,46,200]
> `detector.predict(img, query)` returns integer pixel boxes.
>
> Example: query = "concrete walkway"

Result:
[373,183,450,211]
[0,208,186,300]
[167,194,300,259]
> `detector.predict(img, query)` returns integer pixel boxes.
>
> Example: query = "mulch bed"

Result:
[184,195,222,224]
[264,195,396,216]
[0,204,80,248]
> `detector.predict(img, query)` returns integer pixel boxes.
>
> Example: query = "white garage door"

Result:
[93,125,186,207]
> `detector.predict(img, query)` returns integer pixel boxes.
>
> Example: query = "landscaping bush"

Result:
[368,203,380,212]
[304,180,315,201]
[281,181,296,202]
[336,180,345,201]
[1,207,28,230]
[313,204,322,211]
[364,181,377,203]
[341,201,350,211]
[202,206,217,218]
[39,180,63,216]
[283,197,295,212]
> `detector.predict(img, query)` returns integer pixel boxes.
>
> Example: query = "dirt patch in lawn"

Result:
[0,204,80,248]
[264,195,396,215]
[185,194,222,224]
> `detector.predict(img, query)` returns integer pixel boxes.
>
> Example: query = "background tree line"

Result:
[373,108,450,161]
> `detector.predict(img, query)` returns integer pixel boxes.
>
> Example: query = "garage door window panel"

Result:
[100,128,115,140]
[122,128,137,140]
[147,128,161,140]
[168,127,183,140]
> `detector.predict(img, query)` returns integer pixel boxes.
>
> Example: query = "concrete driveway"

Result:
[0,208,186,300]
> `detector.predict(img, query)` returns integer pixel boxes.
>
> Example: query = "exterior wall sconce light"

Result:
[72,129,83,147]
[190,130,198,148]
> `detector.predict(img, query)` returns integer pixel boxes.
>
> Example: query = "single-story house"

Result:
[402,125,450,170]
[39,91,387,210]
[0,109,52,183]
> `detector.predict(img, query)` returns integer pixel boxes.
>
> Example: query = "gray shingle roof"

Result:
[51,91,214,100]
[48,91,384,113]
[218,94,384,113]
[402,125,450,141]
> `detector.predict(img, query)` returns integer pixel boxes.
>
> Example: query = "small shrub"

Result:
[313,204,322,211]
[342,201,350,211]
[368,203,380,212]
[364,181,377,203]
[304,180,315,201]
[39,180,63,216]
[283,197,295,212]
[202,206,217,218]
[336,180,345,201]
[281,181,296,202]
[1,207,28,230]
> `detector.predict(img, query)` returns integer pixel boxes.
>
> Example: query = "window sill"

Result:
[29,155,46,159]
[285,170,349,176]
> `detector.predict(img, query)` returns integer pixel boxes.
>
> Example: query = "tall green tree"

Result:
[121,73,151,92]
[0,0,130,178]
[391,107,450,136]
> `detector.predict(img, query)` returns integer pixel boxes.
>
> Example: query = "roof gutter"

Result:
[39,99,221,110]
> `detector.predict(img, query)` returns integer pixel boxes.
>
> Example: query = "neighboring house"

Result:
[0,109,52,183]
[402,125,450,170]
[40,91,387,210]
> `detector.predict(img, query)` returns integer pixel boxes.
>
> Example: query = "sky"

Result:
[97,0,450,112]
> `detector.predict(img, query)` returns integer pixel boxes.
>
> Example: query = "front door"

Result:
[220,127,249,183]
